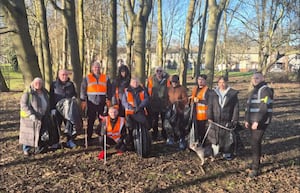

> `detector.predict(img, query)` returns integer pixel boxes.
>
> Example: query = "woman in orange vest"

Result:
[98,105,127,159]
[121,77,150,148]
[190,74,211,144]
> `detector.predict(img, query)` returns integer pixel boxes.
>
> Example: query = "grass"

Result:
[6,71,24,91]
[0,64,24,91]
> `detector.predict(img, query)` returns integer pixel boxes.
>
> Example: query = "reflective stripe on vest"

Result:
[20,89,32,118]
[86,74,107,95]
[248,85,273,113]
[124,89,145,116]
[105,116,125,142]
[192,86,208,120]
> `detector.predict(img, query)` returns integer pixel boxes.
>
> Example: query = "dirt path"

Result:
[0,81,299,193]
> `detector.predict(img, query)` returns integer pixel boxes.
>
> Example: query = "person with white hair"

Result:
[146,66,170,140]
[19,77,51,156]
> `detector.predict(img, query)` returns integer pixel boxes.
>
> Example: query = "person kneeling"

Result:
[98,106,127,160]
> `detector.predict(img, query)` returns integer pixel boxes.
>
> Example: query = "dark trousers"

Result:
[151,111,166,139]
[173,113,185,140]
[55,113,74,141]
[250,124,268,170]
[195,120,207,143]
[87,101,105,140]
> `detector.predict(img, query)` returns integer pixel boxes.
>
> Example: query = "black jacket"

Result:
[207,87,239,145]
[50,79,77,110]
[245,81,273,125]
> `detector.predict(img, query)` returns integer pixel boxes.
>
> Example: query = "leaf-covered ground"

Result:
[0,79,299,193]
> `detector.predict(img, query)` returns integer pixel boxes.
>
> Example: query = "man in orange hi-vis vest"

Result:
[80,61,112,145]
[98,105,127,160]
[190,74,211,144]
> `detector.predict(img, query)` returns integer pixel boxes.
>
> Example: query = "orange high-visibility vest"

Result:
[86,74,107,95]
[191,86,208,121]
[147,77,153,96]
[124,88,145,116]
[105,116,125,142]
[114,86,120,104]
[147,76,171,96]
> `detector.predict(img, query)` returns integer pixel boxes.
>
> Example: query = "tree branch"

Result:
[49,0,64,13]
[0,27,17,34]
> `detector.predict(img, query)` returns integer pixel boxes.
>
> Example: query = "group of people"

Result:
[19,69,79,155]
[19,61,273,178]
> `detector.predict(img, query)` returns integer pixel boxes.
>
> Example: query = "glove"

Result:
[81,101,87,112]
[29,114,36,121]
[193,98,199,103]
[51,109,56,116]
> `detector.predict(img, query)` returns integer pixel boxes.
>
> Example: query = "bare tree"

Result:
[107,0,117,79]
[162,0,182,67]
[34,0,53,90]
[205,0,228,87]
[236,0,296,74]
[125,0,153,84]
[77,0,85,71]
[156,0,163,67]
[195,0,208,78]
[1,0,42,87]
[51,0,82,94]
[179,0,197,86]
[120,0,135,71]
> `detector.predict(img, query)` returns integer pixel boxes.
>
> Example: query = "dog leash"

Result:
[208,120,234,131]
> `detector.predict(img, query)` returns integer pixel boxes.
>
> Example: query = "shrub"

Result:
[266,72,299,83]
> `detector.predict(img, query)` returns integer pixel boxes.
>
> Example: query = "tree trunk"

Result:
[77,0,84,72]
[196,0,208,78]
[35,24,45,79]
[180,0,196,86]
[64,0,82,94]
[146,10,154,76]
[61,0,68,69]
[205,0,227,88]
[156,0,163,67]
[2,0,41,87]
[35,0,53,90]
[107,0,117,79]
[126,0,152,85]
[133,20,147,84]
[121,0,134,71]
